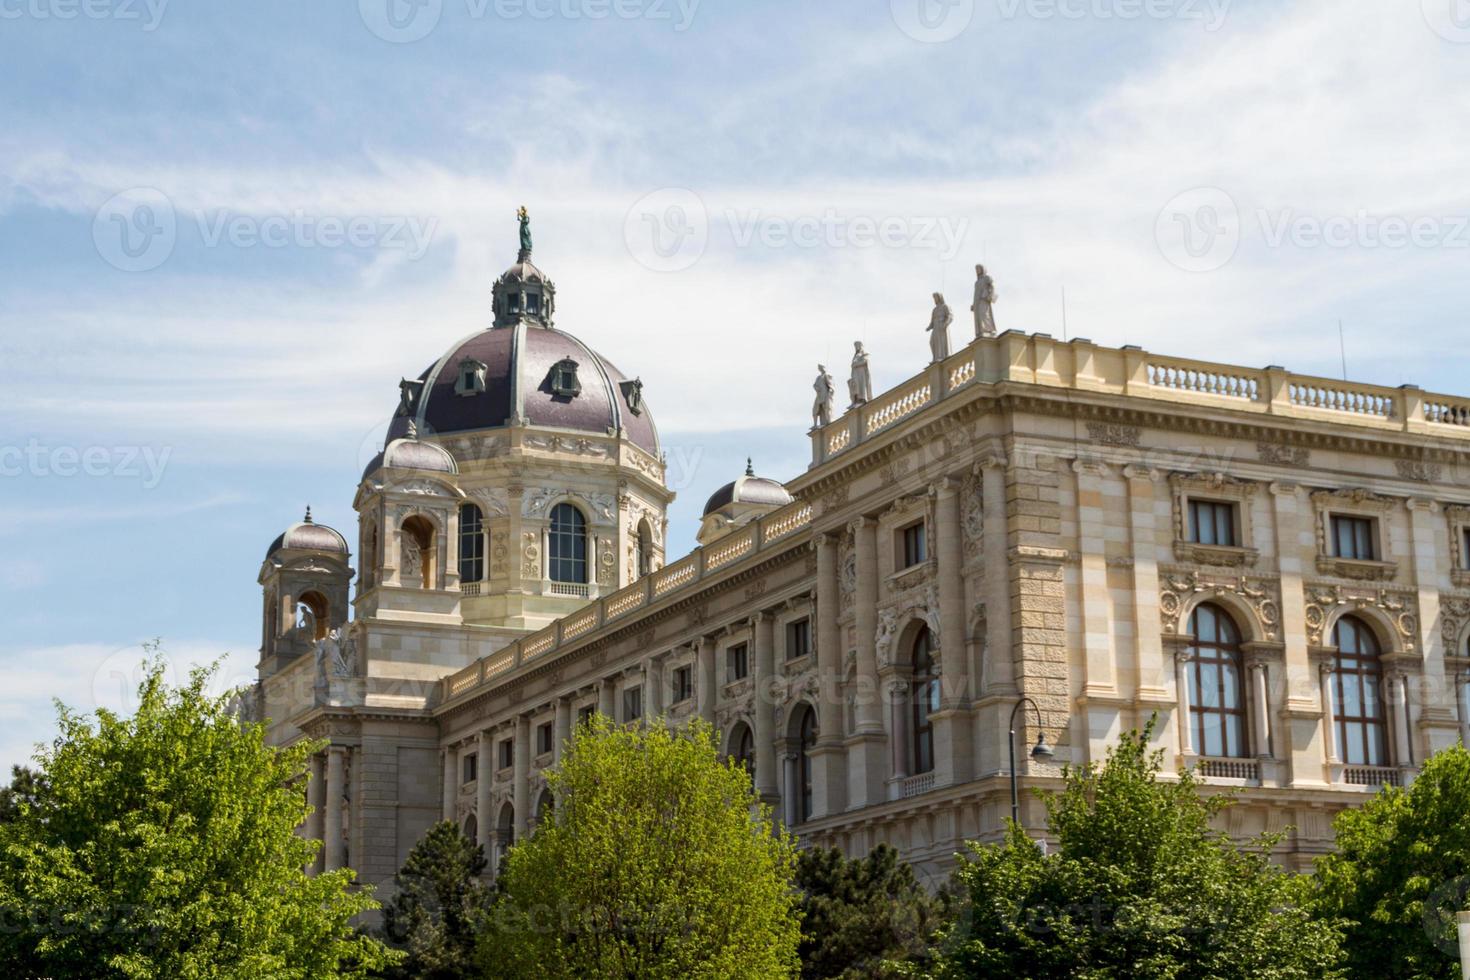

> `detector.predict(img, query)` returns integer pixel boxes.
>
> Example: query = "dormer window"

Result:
[526,292,540,315]
[507,293,521,314]
[455,358,487,397]
[550,358,581,398]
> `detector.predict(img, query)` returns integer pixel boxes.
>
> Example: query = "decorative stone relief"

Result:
[1086,421,1141,448]
[1257,441,1311,467]
[521,532,540,578]
[818,484,850,516]
[597,538,615,587]
[1303,582,1419,650]
[1395,459,1443,483]
[880,456,913,489]
[524,434,611,457]
[838,536,857,612]
[1158,569,1282,641]
[470,487,510,518]
[1442,595,1470,652]
[523,488,616,522]
[961,473,983,560]
[490,530,508,577]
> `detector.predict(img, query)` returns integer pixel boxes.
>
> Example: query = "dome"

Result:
[362,425,459,481]
[387,324,659,456]
[266,508,349,560]
[703,460,792,517]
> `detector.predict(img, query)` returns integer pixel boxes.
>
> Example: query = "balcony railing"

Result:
[809,332,1470,466]
[440,499,815,704]
[1196,757,1259,781]
[1342,765,1401,788]
[900,772,936,799]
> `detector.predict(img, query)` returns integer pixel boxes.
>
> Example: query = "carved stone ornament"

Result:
[1086,421,1141,448]
[1442,596,1470,653]
[470,487,510,518]
[1303,582,1419,650]
[1159,569,1282,642]
[521,532,540,578]
[524,434,611,458]
[1257,441,1311,467]
[961,474,983,560]
[1395,459,1443,483]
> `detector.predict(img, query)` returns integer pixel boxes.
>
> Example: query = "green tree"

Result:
[377,820,491,979]
[932,722,1343,979]
[0,765,47,823]
[0,653,398,979]
[1315,743,1470,979]
[479,716,801,979]
[794,843,940,978]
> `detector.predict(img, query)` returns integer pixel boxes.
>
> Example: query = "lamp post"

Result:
[1008,696,1054,828]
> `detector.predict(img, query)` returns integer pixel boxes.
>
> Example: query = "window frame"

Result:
[726,643,749,683]
[547,502,589,585]
[462,751,478,785]
[671,664,693,704]
[458,502,485,584]
[1332,616,1390,767]
[622,686,643,723]
[911,627,939,775]
[785,617,811,662]
[497,738,513,771]
[1186,603,1248,759]
[1330,514,1379,561]
[536,721,553,756]
[899,521,928,570]
[1187,499,1239,547]
[796,708,817,822]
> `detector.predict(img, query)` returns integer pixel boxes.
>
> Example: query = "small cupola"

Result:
[492,206,556,329]
[697,459,793,546]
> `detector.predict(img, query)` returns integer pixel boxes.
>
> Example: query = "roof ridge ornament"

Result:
[304,505,313,524]
[746,458,755,477]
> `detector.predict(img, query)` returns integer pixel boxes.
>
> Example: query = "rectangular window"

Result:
[462,752,477,784]
[1187,499,1238,547]
[727,643,749,682]
[623,687,642,723]
[1331,515,1377,561]
[1462,528,1470,570]
[536,722,553,755]
[785,618,811,661]
[459,503,485,583]
[577,704,595,728]
[498,738,513,770]
[672,665,693,703]
[900,522,927,568]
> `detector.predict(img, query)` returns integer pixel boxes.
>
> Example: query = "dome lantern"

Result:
[492,206,556,330]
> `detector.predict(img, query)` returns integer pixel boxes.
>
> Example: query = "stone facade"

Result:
[254,309,1470,896]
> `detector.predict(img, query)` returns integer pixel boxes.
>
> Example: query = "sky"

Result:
[3,0,1470,772]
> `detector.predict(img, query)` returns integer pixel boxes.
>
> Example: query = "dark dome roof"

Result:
[387,325,659,455]
[361,431,459,481]
[703,462,793,516]
[266,510,349,560]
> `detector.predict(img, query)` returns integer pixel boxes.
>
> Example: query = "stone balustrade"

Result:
[809,331,1470,466]
[440,498,815,704]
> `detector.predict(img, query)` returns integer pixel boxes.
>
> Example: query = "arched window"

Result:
[401,516,435,589]
[797,707,817,823]
[363,522,379,589]
[534,790,552,831]
[911,627,939,775]
[1334,616,1388,766]
[635,519,654,580]
[1188,604,1246,758]
[729,722,754,778]
[495,802,515,869]
[548,503,588,584]
[459,503,485,584]
[297,591,330,641]
[463,813,477,843]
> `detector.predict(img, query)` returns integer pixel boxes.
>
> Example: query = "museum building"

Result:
[245,227,1470,893]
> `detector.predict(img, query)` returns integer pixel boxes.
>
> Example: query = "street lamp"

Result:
[1008,696,1054,828]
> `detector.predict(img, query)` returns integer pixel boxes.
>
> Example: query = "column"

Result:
[696,636,718,728]
[513,716,530,839]
[598,677,616,719]
[932,478,973,788]
[306,751,326,875]
[1319,662,1339,764]
[782,753,799,828]
[810,533,847,817]
[324,746,345,872]
[475,730,492,853]
[554,697,572,764]
[644,657,664,723]
[974,457,1015,777]
[752,612,779,801]
[1408,498,1451,754]
[441,746,456,821]
[1270,483,1322,786]
[1174,650,1194,757]
[1393,672,1414,769]
[849,517,887,807]
[888,681,910,800]
[1251,662,1271,758]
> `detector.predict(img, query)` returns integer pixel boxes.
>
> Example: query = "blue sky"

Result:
[4,0,1470,771]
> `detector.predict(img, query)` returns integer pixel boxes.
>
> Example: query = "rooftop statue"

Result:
[928,292,953,363]
[972,264,997,338]
[849,342,872,408]
[813,365,836,428]
[517,205,533,259]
